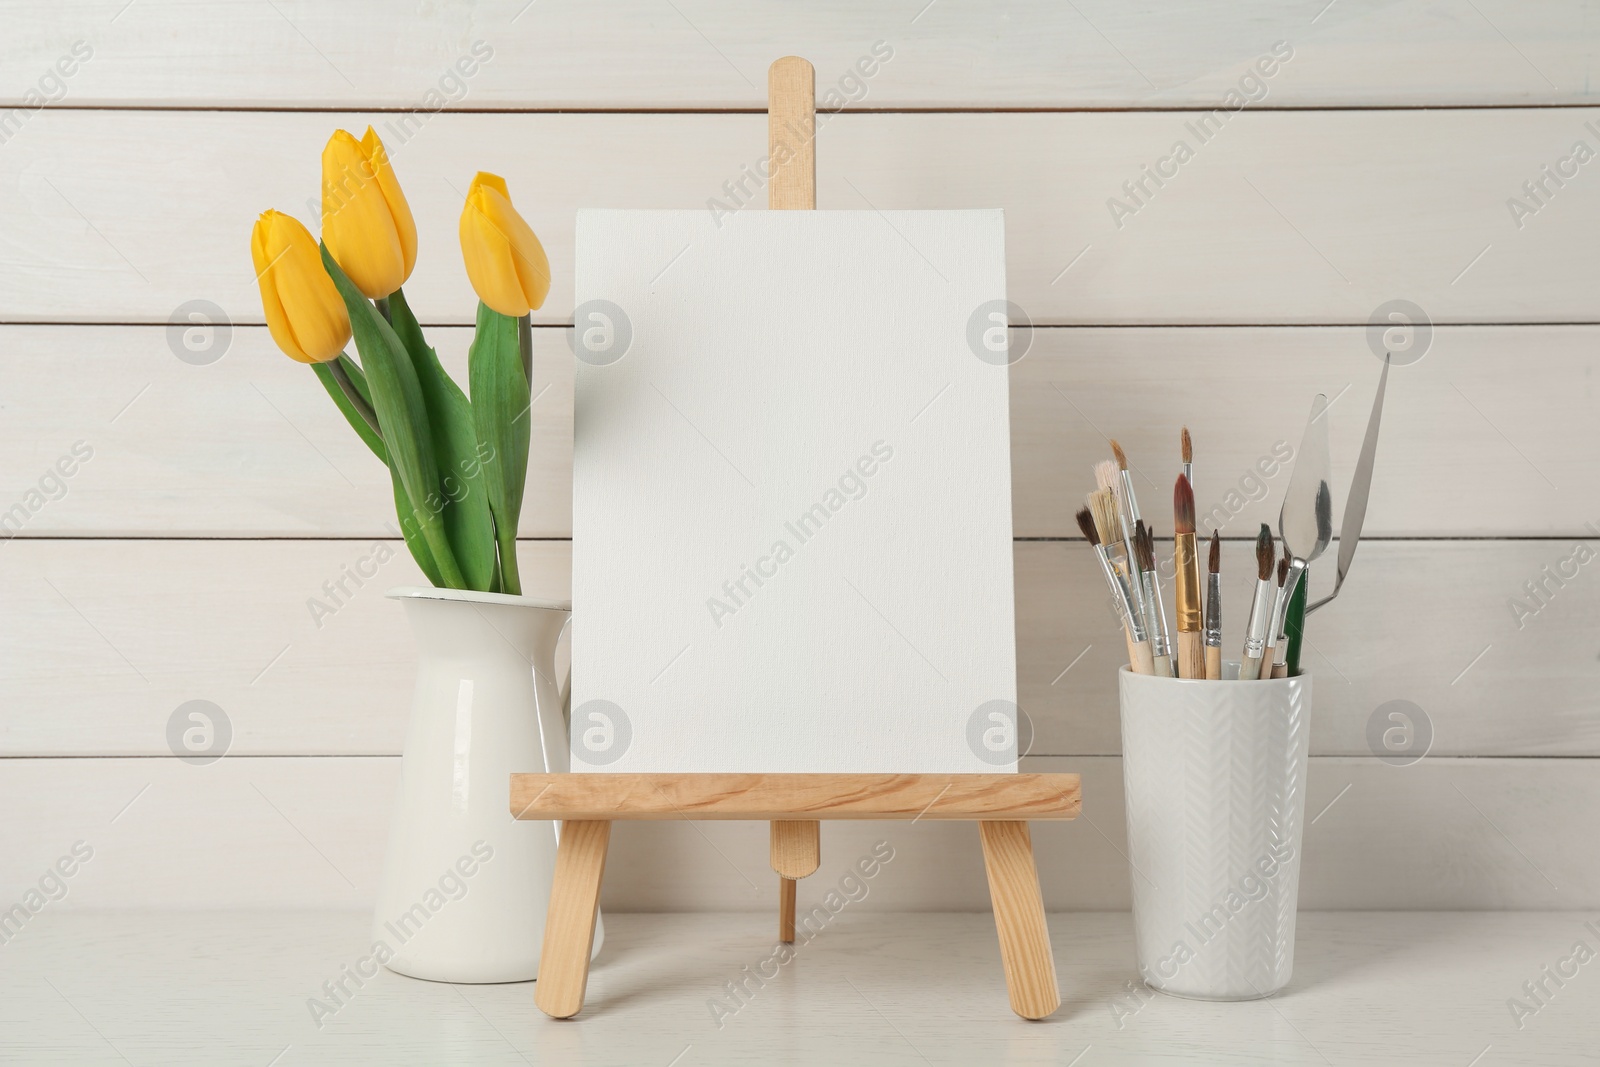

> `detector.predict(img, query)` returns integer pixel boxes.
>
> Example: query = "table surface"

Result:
[2,910,1593,1065]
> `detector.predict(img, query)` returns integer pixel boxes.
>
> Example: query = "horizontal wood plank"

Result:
[3,323,1592,539]
[2,754,1593,910]
[6,110,1600,325]
[4,2,1597,109]
[510,773,1081,820]
[2,538,1593,758]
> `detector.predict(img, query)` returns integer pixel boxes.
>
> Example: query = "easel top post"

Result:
[768,57,815,211]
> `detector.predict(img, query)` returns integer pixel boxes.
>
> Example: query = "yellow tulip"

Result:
[459,172,550,317]
[321,127,417,299]
[250,210,350,364]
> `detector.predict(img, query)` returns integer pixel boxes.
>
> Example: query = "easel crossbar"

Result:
[510,772,1081,821]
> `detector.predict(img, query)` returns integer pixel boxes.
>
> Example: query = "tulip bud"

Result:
[250,210,350,364]
[321,127,418,300]
[459,172,550,317]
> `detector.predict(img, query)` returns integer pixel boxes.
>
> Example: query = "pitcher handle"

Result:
[558,614,573,736]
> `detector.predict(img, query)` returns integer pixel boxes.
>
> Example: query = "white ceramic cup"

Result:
[1118,664,1312,1000]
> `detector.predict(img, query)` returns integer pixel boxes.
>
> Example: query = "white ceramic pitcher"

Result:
[374,586,602,983]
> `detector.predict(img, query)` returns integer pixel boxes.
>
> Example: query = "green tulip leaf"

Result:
[467,302,532,595]
[320,243,465,589]
[390,465,443,587]
[388,289,498,593]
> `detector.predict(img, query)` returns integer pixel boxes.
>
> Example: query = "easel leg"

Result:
[536,819,610,1019]
[978,820,1060,1020]
[771,820,819,943]
[779,876,796,942]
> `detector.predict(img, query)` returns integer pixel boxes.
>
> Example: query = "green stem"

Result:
[1285,568,1308,676]
[327,356,381,438]
[376,296,392,323]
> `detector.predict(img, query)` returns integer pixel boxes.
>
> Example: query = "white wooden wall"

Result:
[4,1,1598,912]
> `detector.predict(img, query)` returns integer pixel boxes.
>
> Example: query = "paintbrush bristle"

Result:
[1208,530,1220,573]
[1276,557,1289,587]
[1089,489,1120,545]
[1181,426,1192,465]
[1075,505,1099,545]
[1094,459,1120,495]
[1174,474,1195,534]
[1255,523,1274,581]
[1110,439,1128,470]
[1134,520,1155,572]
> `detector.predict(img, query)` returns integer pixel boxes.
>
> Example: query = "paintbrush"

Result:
[1080,499,1154,675]
[1173,474,1205,679]
[1097,458,1147,635]
[1240,523,1275,680]
[1263,556,1291,679]
[1135,520,1174,677]
[1181,427,1193,496]
[1204,530,1222,680]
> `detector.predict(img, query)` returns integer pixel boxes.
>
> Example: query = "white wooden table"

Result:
[2,910,1591,1065]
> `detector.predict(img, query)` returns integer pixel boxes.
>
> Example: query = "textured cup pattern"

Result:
[1119,667,1311,1000]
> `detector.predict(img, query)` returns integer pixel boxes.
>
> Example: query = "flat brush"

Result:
[1240,524,1276,680]
[1173,475,1205,679]
[1079,500,1154,675]
[1265,554,1292,679]
[1204,530,1222,680]
[1135,520,1174,677]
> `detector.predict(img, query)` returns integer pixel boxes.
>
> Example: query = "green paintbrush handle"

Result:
[1285,567,1308,676]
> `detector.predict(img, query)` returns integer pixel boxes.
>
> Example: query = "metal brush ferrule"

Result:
[1173,533,1202,633]
[1204,572,1222,648]
[1140,569,1172,658]
[1242,578,1275,658]
[1095,545,1148,643]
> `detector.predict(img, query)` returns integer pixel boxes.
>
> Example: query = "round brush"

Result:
[1204,530,1222,680]
[1173,474,1205,679]
[1135,520,1174,677]
[1240,523,1276,680]
[1265,553,1292,679]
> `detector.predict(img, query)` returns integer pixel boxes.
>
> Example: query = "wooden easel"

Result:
[521,57,1080,1022]
[516,771,1080,1019]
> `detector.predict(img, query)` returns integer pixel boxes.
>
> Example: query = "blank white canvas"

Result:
[571,209,1016,773]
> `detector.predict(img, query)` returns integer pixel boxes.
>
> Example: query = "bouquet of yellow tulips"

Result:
[251,128,549,594]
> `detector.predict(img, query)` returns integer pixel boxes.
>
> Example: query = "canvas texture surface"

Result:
[572,209,1017,772]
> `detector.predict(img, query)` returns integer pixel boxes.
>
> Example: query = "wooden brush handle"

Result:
[1177,631,1205,680]
[1270,662,1288,679]
[1205,645,1221,681]
[1261,643,1277,681]
[1123,628,1141,674]
[1152,652,1173,678]
[1239,654,1262,681]
[1131,640,1156,676]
